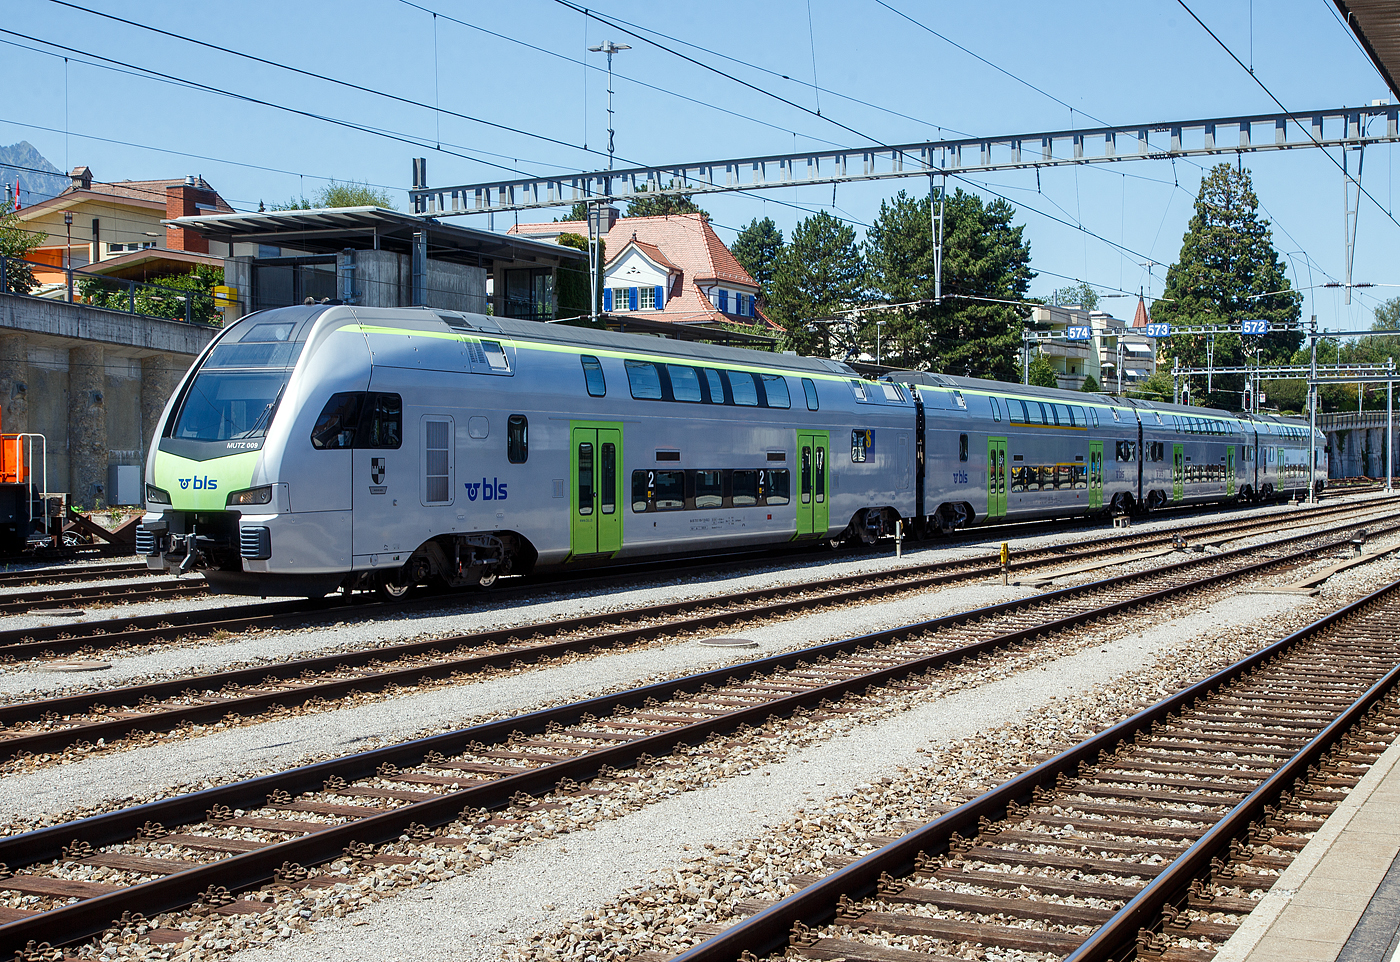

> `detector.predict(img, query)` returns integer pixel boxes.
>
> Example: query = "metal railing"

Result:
[0,254,220,326]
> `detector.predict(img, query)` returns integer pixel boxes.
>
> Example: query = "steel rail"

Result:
[2,510,1392,761]
[0,562,151,588]
[0,527,1382,950]
[0,497,1385,663]
[0,579,204,616]
[666,578,1400,962]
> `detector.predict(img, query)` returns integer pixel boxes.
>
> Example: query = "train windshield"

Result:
[173,372,289,441]
[170,318,308,442]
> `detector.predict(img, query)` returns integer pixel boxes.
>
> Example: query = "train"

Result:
[135,304,1324,598]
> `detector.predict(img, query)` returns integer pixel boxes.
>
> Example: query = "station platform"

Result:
[1214,727,1400,962]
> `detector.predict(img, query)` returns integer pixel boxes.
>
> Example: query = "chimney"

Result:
[166,176,213,254]
[69,166,92,191]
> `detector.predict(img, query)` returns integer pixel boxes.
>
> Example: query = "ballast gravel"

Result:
[217,587,1322,962]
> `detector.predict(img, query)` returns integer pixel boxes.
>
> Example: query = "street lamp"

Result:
[63,210,73,302]
[587,40,630,170]
[876,319,885,367]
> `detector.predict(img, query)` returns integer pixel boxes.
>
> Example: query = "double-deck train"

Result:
[136,304,1324,597]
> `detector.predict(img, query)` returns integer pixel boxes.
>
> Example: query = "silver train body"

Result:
[136,305,1324,597]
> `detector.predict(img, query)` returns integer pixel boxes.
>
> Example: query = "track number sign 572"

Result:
[1241,319,1270,336]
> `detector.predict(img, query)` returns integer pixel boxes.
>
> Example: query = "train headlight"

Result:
[226,485,273,507]
[145,483,171,505]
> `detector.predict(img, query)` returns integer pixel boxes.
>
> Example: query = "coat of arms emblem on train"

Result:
[371,458,386,484]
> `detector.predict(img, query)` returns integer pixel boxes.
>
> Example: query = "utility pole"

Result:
[1308,315,1318,503]
[930,173,945,305]
[588,41,630,170]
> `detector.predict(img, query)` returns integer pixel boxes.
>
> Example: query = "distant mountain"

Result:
[0,142,67,206]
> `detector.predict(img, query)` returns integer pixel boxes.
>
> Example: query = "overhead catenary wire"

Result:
[0,29,552,181]
[46,0,615,167]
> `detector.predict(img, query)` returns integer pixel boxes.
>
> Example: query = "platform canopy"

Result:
[1335,1,1400,101]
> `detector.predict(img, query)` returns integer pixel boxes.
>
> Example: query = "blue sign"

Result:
[1241,319,1270,336]
[1066,325,1092,340]
[1146,322,1171,338]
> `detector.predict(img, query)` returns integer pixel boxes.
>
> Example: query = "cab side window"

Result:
[311,392,362,450]
[356,393,402,449]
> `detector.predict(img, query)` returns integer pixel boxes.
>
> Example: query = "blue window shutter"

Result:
[629,287,638,310]
[719,290,728,313]
[654,285,664,309]
[603,288,612,312]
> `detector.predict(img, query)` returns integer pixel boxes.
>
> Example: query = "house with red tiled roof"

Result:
[509,210,773,329]
[15,166,234,287]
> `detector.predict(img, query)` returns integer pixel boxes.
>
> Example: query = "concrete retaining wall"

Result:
[1321,413,1399,479]
[0,293,214,502]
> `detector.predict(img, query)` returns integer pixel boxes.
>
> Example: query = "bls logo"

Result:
[952,471,969,485]
[178,476,218,490]
[464,477,508,501]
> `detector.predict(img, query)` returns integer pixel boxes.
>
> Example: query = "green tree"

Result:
[0,197,43,294]
[1026,352,1058,388]
[553,232,605,325]
[1153,163,1301,408]
[1051,281,1098,310]
[624,182,707,218]
[1372,296,1400,330]
[270,179,396,211]
[862,188,1033,380]
[1132,369,1175,401]
[767,211,864,356]
[1080,373,1101,393]
[79,264,224,326]
[731,217,783,293]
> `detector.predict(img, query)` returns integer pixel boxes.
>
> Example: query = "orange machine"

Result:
[0,410,27,484]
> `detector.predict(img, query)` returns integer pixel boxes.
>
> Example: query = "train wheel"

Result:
[376,570,413,600]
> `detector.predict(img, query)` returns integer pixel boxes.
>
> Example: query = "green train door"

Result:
[987,437,1007,519]
[1172,444,1185,501]
[569,422,623,557]
[796,431,830,538]
[1088,440,1104,511]
[1227,446,1236,497]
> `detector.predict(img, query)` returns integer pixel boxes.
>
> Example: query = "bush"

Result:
[79,264,223,326]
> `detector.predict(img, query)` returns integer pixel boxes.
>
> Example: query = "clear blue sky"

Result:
[3,0,1394,333]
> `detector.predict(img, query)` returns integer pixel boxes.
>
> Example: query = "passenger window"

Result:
[764,469,790,505]
[357,393,402,449]
[577,443,594,516]
[852,429,870,463]
[600,443,616,514]
[631,470,649,512]
[802,378,819,411]
[1090,408,1099,427]
[849,379,867,401]
[581,355,606,397]
[959,434,968,462]
[728,371,759,406]
[1116,440,1136,461]
[703,368,726,403]
[762,374,791,408]
[507,414,528,463]
[1054,403,1071,425]
[667,364,703,402]
[694,470,723,507]
[1074,405,1087,426]
[884,382,906,402]
[1031,403,1047,425]
[653,471,684,508]
[311,392,362,450]
[814,445,826,503]
[732,470,759,506]
[990,397,1001,422]
[801,446,812,504]
[1008,399,1025,424]
[624,359,663,399]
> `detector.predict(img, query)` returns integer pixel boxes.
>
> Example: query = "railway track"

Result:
[0,579,206,617]
[0,562,152,590]
[0,496,1388,659]
[0,514,1395,954]
[668,583,1400,962]
[2,505,1397,763]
